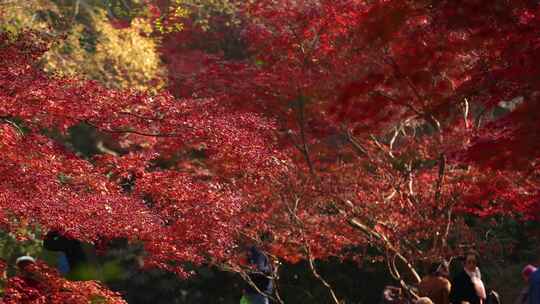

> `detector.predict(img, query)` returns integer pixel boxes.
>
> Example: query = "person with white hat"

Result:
[15,256,36,269]
[15,255,38,281]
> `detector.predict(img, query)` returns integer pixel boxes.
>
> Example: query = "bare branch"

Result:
[346,130,370,159]
[296,96,315,175]
[348,217,421,284]
[284,196,342,304]
[0,118,24,135]
[119,111,163,122]
[84,120,179,138]
[434,154,446,204]
[370,134,394,159]
[463,98,470,129]
[305,241,342,304]
[236,269,282,304]
[389,126,401,152]
[372,91,423,117]
[407,161,414,196]
[441,199,455,250]
[96,140,119,156]
[73,0,80,20]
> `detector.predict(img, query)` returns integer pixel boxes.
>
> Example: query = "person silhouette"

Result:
[43,231,87,276]
[244,246,273,304]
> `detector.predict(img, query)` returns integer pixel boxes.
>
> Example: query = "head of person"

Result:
[15,256,36,275]
[428,260,450,277]
[522,264,537,282]
[463,250,479,273]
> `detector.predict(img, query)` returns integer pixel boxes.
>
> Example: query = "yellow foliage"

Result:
[43,10,165,91]
[0,1,165,92]
[154,5,188,34]
[0,0,56,34]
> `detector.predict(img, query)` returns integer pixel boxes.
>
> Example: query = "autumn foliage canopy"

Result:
[0,0,539,302]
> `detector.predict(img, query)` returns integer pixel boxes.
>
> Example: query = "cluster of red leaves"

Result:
[1,262,126,304]
[0,31,287,277]
[153,0,540,267]
[1,0,540,299]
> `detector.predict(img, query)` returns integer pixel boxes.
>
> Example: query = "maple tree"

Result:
[1,0,539,302]
[156,0,540,300]
[1,260,126,303]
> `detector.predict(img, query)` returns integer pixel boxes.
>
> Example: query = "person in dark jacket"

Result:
[515,265,536,304]
[530,266,540,304]
[43,231,87,276]
[450,251,486,304]
[244,246,273,304]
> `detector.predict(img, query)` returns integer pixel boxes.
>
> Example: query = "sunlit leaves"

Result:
[1,262,127,303]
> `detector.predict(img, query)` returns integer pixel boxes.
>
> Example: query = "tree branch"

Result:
[345,130,370,159]
[0,117,24,135]
[84,120,179,138]
[348,217,421,284]
[296,96,315,176]
[284,196,342,304]
[434,154,446,205]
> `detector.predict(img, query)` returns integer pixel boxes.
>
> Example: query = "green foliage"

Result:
[90,295,109,304]
[239,295,250,304]
[0,230,43,275]
[66,259,123,282]
[179,0,240,30]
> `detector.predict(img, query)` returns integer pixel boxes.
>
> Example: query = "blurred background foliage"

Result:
[177,0,239,31]
[0,0,244,94]
[0,0,165,91]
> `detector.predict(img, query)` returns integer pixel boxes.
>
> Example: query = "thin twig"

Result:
[347,217,421,284]
[345,130,370,158]
[463,98,470,129]
[0,118,24,135]
[296,97,315,175]
[434,154,446,204]
[84,120,178,138]
[284,197,342,304]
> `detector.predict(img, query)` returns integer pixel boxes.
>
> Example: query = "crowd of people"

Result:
[412,250,540,304]
[238,248,540,304]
